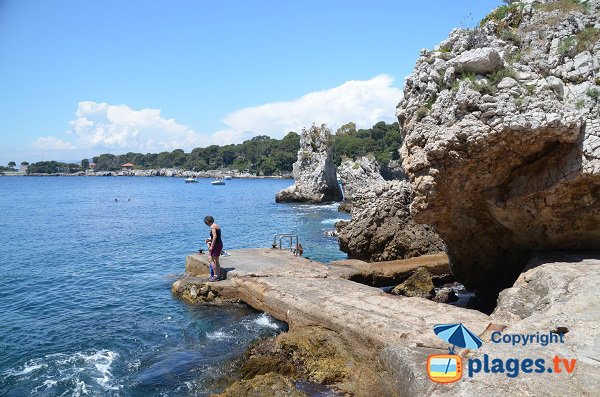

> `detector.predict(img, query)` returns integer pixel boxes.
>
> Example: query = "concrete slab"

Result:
[186,248,333,278]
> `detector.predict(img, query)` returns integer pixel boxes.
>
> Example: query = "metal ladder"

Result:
[272,233,301,256]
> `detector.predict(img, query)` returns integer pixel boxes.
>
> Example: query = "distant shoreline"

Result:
[1,170,292,179]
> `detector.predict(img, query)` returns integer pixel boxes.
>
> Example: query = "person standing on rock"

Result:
[204,215,223,281]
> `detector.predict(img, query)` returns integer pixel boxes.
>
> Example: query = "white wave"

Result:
[89,351,119,390]
[290,203,339,211]
[70,380,88,397]
[205,330,234,340]
[252,313,280,330]
[5,349,120,394]
[320,218,346,225]
[4,362,47,377]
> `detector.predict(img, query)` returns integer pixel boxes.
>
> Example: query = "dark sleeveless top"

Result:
[210,227,222,246]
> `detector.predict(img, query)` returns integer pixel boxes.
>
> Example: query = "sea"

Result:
[0,176,351,396]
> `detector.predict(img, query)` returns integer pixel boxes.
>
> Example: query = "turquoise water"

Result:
[0,177,350,396]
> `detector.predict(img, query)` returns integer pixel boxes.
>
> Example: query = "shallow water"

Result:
[0,176,350,396]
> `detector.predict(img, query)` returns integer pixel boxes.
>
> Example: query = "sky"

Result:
[0,0,501,165]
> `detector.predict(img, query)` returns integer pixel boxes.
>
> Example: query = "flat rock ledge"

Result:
[172,249,600,396]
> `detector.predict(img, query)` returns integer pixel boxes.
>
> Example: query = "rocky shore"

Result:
[19,168,292,178]
[172,249,599,396]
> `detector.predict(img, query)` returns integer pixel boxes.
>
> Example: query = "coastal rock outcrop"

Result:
[396,0,600,300]
[337,156,385,200]
[276,125,342,203]
[336,180,445,261]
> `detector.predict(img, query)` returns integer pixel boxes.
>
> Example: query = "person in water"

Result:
[204,215,223,281]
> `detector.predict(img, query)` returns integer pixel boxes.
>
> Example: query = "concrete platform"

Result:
[186,248,333,278]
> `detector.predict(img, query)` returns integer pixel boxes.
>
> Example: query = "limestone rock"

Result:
[396,0,600,301]
[379,159,406,180]
[336,180,445,262]
[276,125,342,203]
[391,266,435,298]
[452,47,504,74]
[337,155,385,202]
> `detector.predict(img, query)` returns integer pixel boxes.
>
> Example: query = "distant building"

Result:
[19,164,28,173]
[90,163,96,170]
[121,163,135,170]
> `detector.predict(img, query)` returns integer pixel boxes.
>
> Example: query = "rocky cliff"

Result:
[397,0,600,301]
[336,181,445,261]
[337,155,385,201]
[276,125,342,203]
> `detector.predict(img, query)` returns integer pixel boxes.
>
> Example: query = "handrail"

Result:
[272,233,300,254]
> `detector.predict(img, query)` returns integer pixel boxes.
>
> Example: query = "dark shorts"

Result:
[209,241,223,257]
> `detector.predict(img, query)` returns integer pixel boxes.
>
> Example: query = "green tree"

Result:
[20,161,29,166]
[81,159,90,169]
[335,122,357,136]
[8,161,16,168]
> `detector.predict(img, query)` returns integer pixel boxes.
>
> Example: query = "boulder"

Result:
[391,266,434,298]
[452,47,504,74]
[276,125,342,203]
[396,0,600,303]
[336,180,445,262]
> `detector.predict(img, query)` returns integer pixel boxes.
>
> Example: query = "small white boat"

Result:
[224,175,232,180]
[185,177,198,183]
[211,179,225,185]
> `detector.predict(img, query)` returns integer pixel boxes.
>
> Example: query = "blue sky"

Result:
[0,0,501,164]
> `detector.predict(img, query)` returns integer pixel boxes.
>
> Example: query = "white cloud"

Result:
[69,101,204,152]
[28,75,402,157]
[221,74,403,137]
[32,136,75,150]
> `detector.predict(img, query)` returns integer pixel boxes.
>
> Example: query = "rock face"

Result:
[336,181,445,262]
[396,0,600,299]
[276,125,342,203]
[379,159,406,180]
[337,156,385,201]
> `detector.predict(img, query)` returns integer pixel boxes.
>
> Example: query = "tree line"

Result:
[22,121,403,175]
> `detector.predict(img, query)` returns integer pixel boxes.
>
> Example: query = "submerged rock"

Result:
[397,0,600,301]
[213,372,307,397]
[391,266,435,298]
[336,180,445,262]
[276,125,342,203]
[432,288,458,304]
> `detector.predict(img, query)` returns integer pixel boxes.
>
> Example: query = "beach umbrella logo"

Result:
[427,323,483,383]
[434,323,483,353]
